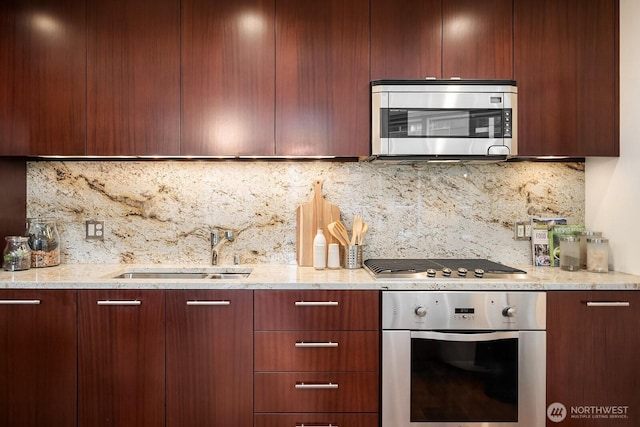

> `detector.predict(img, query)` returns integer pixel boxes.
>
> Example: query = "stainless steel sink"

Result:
[114,270,251,280]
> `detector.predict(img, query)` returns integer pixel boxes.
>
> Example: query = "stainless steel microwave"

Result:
[370,80,517,161]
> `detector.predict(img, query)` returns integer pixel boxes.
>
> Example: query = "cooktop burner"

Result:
[363,258,527,280]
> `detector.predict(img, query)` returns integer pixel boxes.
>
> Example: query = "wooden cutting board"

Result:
[296,179,341,266]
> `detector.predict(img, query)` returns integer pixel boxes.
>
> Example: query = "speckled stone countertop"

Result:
[1,264,639,291]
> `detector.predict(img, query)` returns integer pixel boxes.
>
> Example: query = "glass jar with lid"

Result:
[559,236,580,271]
[26,218,60,267]
[579,231,602,269]
[3,236,31,271]
[587,237,609,273]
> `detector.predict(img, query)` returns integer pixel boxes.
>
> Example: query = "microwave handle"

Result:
[411,330,519,342]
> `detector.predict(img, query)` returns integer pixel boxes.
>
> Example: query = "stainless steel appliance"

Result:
[364,258,527,280]
[370,80,517,161]
[382,290,546,427]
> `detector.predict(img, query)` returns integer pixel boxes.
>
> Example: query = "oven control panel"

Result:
[382,291,546,330]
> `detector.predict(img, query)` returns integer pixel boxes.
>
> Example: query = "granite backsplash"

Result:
[26,161,584,266]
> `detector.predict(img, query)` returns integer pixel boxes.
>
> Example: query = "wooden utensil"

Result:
[358,222,368,245]
[328,221,350,246]
[351,215,363,245]
[296,180,341,266]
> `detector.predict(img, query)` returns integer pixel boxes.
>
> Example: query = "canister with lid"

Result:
[3,236,31,271]
[587,237,609,273]
[579,231,602,269]
[559,236,580,271]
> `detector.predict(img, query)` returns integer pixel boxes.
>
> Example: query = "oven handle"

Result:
[410,330,520,342]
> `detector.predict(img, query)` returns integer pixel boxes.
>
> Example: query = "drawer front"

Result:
[255,331,379,372]
[254,372,379,413]
[255,413,379,427]
[254,290,379,331]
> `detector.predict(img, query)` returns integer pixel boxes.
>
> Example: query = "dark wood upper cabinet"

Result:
[87,0,180,156]
[514,0,619,157]
[0,0,86,155]
[181,0,275,156]
[275,0,370,157]
[371,0,442,80]
[442,0,513,79]
[547,291,639,426]
[371,0,512,80]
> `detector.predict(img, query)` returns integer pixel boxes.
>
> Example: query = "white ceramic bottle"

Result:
[313,227,327,269]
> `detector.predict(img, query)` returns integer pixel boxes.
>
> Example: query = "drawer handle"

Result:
[586,301,630,307]
[186,300,230,306]
[295,382,339,390]
[97,300,142,306]
[296,424,339,427]
[294,301,339,307]
[295,341,339,348]
[0,299,41,305]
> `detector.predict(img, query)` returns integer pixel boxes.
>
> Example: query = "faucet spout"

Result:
[211,230,234,265]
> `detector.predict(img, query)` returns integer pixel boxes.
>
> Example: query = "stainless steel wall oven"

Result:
[382,291,546,427]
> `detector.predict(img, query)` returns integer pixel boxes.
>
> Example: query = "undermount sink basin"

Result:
[113,269,252,280]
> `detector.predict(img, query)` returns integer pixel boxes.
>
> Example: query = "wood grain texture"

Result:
[371,0,442,80]
[547,291,640,426]
[181,0,275,156]
[442,0,513,79]
[255,331,379,372]
[296,180,341,266]
[254,372,379,413]
[0,159,26,241]
[275,0,370,157]
[0,0,86,155]
[514,0,619,157]
[165,290,253,427]
[254,290,380,331]
[78,290,165,427]
[0,290,77,427]
[255,413,379,427]
[87,0,180,156]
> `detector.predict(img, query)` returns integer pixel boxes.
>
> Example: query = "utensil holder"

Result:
[343,245,363,269]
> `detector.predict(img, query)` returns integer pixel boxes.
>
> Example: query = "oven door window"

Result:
[411,332,518,423]
[382,108,506,139]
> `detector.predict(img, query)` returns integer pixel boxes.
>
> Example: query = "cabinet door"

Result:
[371,0,442,80]
[514,0,619,157]
[275,0,370,157]
[0,290,76,427]
[166,290,253,427]
[442,0,513,79]
[547,291,640,426]
[181,0,275,156]
[0,0,86,156]
[87,0,180,156]
[78,290,165,427]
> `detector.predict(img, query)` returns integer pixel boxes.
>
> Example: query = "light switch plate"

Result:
[86,220,105,240]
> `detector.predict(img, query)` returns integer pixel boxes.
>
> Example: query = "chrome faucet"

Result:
[211,230,234,265]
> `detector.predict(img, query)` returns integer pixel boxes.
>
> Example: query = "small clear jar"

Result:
[587,237,609,273]
[579,231,602,269]
[559,236,580,271]
[3,236,32,271]
[26,218,61,267]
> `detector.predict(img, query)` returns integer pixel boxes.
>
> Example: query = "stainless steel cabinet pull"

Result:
[0,300,41,305]
[296,424,338,427]
[294,301,339,307]
[586,301,630,307]
[97,300,142,306]
[295,383,339,390]
[295,341,338,348]
[186,300,230,306]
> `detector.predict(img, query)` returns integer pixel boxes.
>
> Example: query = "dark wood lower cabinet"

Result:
[78,290,165,427]
[166,290,253,426]
[547,291,640,426]
[255,413,379,427]
[0,290,77,427]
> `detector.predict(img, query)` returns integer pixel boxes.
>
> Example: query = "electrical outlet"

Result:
[514,221,531,240]
[86,220,105,240]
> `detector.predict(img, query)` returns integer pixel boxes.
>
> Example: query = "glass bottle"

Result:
[26,218,61,267]
[3,236,31,271]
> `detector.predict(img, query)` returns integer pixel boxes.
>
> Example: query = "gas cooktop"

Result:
[363,258,527,280]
